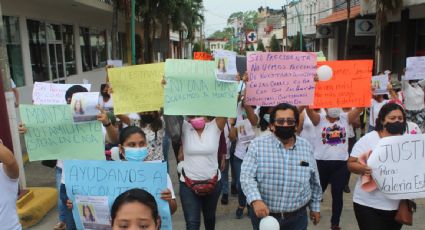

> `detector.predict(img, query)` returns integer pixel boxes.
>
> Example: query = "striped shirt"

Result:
[241,134,322,212]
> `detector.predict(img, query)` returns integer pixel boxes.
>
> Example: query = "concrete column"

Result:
[74,24,83,75]
[328,26,338,60]
[19,16,32,87]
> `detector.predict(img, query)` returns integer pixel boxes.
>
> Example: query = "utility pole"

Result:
[131,0,136,64]
[294,1,303,51]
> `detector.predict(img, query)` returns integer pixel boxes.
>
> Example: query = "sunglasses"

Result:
[274,118,296,126]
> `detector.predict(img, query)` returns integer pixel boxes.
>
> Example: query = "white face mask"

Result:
[327,108,342,118]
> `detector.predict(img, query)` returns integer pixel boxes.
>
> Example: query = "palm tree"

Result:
[375,0,403,73]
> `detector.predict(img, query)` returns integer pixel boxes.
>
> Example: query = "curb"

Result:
[17,187,57,228]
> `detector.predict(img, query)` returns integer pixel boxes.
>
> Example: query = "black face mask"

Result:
[385,121,405,135]
[140,114,155,124]
[274,126,296,140]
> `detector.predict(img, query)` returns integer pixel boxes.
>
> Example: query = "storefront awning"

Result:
[317,5,361,25]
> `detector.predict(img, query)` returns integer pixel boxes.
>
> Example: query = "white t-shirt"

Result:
[224,122,232,160]
[180,119,221,182]
[98,96,114,112]
[369,99,388,127]
[351,131,400,210]
[313,113,349,161]
[300,110,317,145]
[406,121,422,135]
[0,164,21,230]
[402,80,425,111]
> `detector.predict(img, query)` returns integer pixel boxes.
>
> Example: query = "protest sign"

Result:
[214,50,238,82]
[245,52,317,106]
[32,82,91,105]
[372,75,389,95]
[194,52,213,60]
[71,92,100,123]
[313,60,373,108]
[236,56,247,75]
[316,51,326,61]
[107,60,123,68]
[108,63,164,115]
[64,161,172,230]
[236,119,256,143]
[405,56,425,80]
[75,196,111,230]
[164,59,238,117]
[19,104,104,161]
[367,134,425,199]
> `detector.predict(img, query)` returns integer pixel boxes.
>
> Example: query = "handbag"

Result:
[395,199,416,225]
[182,169,218,196]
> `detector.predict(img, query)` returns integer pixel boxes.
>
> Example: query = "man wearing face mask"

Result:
[306,106,363,230]
[241,103,322,230]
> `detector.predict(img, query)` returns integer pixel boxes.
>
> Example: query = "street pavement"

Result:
[26,145,425,230]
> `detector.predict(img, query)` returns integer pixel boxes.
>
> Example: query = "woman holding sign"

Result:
[306,107,363,230]
[348,102,407,230]
[114,126,177,214]
[178,116,227,230]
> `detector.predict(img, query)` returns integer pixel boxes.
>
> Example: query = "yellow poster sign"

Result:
[108,63,164,114]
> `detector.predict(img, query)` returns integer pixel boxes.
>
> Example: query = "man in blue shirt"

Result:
[241,103,322,230]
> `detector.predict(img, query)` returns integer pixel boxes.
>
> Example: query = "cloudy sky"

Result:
[203,0,284,36]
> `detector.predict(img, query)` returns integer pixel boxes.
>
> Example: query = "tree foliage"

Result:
[269,34,280,51]
[290,32,306,51]
[256,39,265,52]
[227,10,258,31]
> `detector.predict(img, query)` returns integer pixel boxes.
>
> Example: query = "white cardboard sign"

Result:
[33,82,91,105]
[405,56,425,80]
[368,134,425,199]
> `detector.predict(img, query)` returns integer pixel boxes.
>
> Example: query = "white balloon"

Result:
[259,216,280,230]
[177,161,184,174]
[317,65,333,81]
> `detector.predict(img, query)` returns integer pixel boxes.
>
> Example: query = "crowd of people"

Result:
[1,66,424,230]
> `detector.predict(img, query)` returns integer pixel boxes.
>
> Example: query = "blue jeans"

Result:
[221,159,229,195]
[60,184,76,230]
[179,180,222,230]
[55,167,66,222]
[249,206,308,230]
[233,157,247,207]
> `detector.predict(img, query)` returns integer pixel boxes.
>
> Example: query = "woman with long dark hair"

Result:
[348,102,407,230]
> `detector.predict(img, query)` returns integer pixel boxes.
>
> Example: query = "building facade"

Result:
[1,0,190,104]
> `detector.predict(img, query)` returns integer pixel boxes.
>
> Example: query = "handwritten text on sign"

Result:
[64,161,172,230]
[108,63,164,115]
[405,56,425,80]
[164,59,238,117]
[367,134,425,199]
[19,105,104,161]
[245,52,317,106]
[313,60,373,108]
[32,82,91,105]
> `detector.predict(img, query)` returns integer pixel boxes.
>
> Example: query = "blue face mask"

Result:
[263,114,270,123]
[124,147,148,162]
